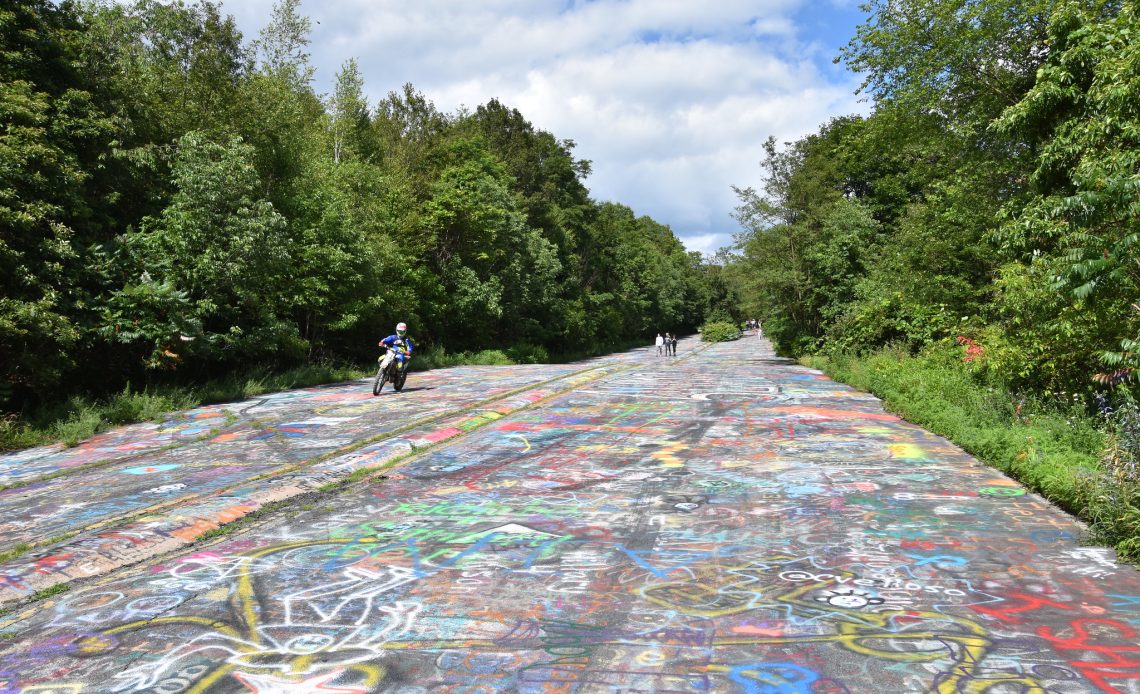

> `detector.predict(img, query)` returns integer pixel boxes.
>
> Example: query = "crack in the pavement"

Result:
[0,366,621,560]
[0,363,649,616]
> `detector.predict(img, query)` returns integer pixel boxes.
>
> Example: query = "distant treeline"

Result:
[721,0,1139,397]
[1,0,735,411]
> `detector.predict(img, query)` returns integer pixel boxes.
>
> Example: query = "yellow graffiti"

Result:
[958,679,1049,694]
[856,426,895,436]
[651,441,686,468]
[641,561,1049,694]
[104,615,244,640]
[640,581,754,617]
[100,538,387,694]
[888,443,927,459]
[575,444,640,455]
[186,664,239,694]
[508,434,531,453]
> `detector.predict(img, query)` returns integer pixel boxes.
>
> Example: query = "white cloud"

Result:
[682,233,735,257]
[156,0,870,254]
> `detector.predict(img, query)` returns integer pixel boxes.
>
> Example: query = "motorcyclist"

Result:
[378,322,415,375]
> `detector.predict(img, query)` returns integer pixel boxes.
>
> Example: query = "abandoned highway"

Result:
[2,335,1138,692]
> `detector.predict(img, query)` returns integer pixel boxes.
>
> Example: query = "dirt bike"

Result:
[372,344,409,395]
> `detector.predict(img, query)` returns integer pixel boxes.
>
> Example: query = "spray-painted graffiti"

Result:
[0,367,596,555]
[1,336,1139,692]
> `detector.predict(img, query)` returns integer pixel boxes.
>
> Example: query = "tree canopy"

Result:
[724,0,1140,397]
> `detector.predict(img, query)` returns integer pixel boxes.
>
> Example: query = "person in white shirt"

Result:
[655,333,664,356]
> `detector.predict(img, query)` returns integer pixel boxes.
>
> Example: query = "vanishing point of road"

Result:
[1,335,1139,693]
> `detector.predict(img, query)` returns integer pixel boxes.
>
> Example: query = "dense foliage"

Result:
[1,0,718,414]
[724,0,1140,400]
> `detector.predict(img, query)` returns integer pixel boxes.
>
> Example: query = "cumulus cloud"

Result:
[182,0,870,254]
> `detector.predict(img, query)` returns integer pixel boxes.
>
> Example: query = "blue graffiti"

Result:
[904,553,968,567]
[730,662,819,694]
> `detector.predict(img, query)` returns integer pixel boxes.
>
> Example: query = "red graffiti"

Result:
[33,552,73,574]
[1038,618,1140,693]
[971,592,1073,624]
[901,539,962,551]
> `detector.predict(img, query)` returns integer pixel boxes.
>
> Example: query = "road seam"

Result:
[0,360,639,611]
[0,362,620,564]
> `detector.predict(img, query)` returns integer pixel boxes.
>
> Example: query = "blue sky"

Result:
[215,0,871,255]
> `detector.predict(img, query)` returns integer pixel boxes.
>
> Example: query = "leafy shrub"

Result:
[470,349,514,365]
[506,343,550,364]
[1101,399,1140,487]
[700,322,740,342]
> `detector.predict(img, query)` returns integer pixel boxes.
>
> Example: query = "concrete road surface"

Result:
[1,335,1138,693]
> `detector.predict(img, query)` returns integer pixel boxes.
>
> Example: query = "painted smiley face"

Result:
[815,589,885,609]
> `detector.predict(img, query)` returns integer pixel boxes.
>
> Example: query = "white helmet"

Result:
[396,322,407,337]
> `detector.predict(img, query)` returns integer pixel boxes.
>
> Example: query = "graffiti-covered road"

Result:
[3,336,1139,693]
[0,358,637,603]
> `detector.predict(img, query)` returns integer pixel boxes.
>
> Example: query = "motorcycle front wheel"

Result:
[372,365,388,395]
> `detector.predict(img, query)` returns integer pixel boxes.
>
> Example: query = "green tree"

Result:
[994,0,1140,388]
[107,132,297,367]
[0,0,115,405]
[76,0,251,225]
[840,0,1058,134]
[460,99,596,345]
[328,58,368,165]
[370,84,452,200]
[729,122,855,353]
[253,0,312,91]
[421,139,560,345]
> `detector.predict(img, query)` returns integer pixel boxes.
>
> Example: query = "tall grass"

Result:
[806,345,1140,561]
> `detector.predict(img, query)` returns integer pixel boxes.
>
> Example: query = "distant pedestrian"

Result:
[670,333,678,356]
[655,332,664,356]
